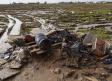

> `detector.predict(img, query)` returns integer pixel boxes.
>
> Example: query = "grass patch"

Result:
[60,27,75,30]
[28,28,32,32]
[0,17,9,22]
[21,21,41,28]
[77,28,111,39]
[77,29,87,32]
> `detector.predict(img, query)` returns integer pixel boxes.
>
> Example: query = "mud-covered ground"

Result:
[0,4,112,81]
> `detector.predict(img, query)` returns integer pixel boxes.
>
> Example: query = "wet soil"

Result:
[0,7,112,81]
[4,49,112,81]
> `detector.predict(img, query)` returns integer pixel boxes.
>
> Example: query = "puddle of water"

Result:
[0,14,22,53]
[0,15,6,17]
[0,22,7,25]
[1,15,14,40]
[9,15,22,35]
[105,27,112,32]
[0,28,3,33]
[0,15,14,53]
[26,10,54,15]
[75,23,112,33]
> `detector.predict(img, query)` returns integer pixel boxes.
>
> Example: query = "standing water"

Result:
[9,15,22,35]
[0,15,22,53]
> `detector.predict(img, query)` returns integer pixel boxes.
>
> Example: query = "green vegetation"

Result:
[20,21,41,34]
[60,27,75,30]
[0,3,112,37]
[0,17,9,22]
[26,21,41,27]
[77,28,111,39]
[1,4,112,25]
[28,28,32,32]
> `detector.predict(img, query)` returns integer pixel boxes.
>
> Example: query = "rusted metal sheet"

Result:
[0,68,20,80]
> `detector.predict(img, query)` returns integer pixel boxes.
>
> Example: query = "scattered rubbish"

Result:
[103,61,112,64]
[106,48,112,57]
[105,58,112,61]
[4,41,8,43]
[78,77,82,81]
[103,66,112,70]
[25,35,34,42]
[1,25,112,81]
[74,74,78,79]
[100,73,109,78]
[1,54,10,59]
[85,76,98,81]
[57,29,69,36]
[99,55,109,61]
[106,42,110,48]
[46,19,50,23]
[54,68,61,74]
[28,64,34,70]
[70,41,83,57]
[24,72,29,76]
[16,48,26,62]
[65,71,75,78]
[50,69,54,73]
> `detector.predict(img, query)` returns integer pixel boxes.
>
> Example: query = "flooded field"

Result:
[0,4,112,81]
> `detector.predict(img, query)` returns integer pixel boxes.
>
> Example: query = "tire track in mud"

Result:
[0,15,22,54]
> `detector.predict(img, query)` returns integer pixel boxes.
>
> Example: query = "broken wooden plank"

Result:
[99,55,109,61]
[27,44,38,49]
[85,76,98,81]
[25,41,36,46]
[36,50,47,54]
[52,42,62,47]
[51,42,62,49]
[30,48,41,54]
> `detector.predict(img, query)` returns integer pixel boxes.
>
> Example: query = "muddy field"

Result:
[0,4,112,81]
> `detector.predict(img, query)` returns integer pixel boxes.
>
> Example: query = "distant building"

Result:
[96,1,107,3]
[93,2,96,3]
[12,2,24,5]
[12,2,17,4]
[102,1,107,3]
[28,2,39,4]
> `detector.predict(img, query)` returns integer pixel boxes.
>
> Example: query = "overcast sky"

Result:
[1,0,112,4]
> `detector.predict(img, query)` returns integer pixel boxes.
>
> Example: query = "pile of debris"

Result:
[0,29,112,81]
